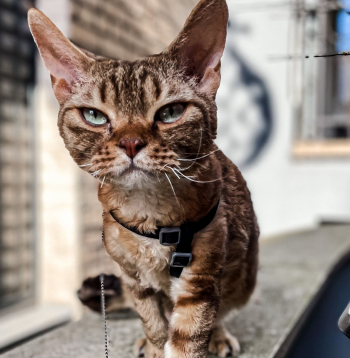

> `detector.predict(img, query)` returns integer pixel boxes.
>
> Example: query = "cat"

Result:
[28,0,259,357]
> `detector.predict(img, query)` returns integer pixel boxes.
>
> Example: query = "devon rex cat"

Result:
[28,0,259,357]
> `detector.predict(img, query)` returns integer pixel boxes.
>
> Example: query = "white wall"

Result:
[217,0,350,237]
[35,0,82,317]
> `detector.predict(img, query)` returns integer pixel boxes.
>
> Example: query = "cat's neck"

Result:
[98,168,222,232]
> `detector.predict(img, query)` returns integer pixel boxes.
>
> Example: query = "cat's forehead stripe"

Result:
[100,80,107,103]
[110,72,118,103]
[97,61,165,116]
[152,76,161,101]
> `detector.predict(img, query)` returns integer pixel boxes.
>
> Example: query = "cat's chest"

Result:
[120,191,163,221]
[103,188,176,291]
[108,186,183,232]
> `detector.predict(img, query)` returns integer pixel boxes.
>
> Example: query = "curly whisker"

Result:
[177,149,219,162]
[164,173,182,211]
[175,161,206,172]
[172,168,224,184]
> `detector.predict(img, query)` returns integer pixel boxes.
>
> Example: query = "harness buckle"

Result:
[170,253,192,268]
[159,227,181,246]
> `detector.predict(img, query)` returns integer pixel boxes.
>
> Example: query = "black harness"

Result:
[109,200,220,278]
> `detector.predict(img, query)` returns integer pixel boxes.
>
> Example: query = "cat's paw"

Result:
[208,328,240,357]
[134,338,147,357]
[133,338,164,358]
[77,274,123,312]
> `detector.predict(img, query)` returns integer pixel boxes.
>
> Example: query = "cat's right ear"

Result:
[166,0,228,98]
[28,8,94,103]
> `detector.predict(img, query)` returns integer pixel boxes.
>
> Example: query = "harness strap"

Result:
[109,200,220,278]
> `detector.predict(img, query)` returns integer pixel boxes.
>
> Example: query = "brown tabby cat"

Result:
[28,0,259,357]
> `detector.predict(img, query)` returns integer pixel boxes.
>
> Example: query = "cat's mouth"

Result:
[118,165,156,180]
[121,165,148,175]
[111,164,158,189]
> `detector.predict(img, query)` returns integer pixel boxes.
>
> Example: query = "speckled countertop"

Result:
[4,225,350,358]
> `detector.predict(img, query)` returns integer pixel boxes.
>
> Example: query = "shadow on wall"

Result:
[217,19,273,168]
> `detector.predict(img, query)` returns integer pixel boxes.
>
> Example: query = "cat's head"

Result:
[28,0,228,189]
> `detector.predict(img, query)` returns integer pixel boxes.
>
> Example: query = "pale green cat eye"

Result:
[157,103,186,124]
[82,109,108,126]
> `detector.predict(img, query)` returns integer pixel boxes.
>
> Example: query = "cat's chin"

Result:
[111,167,158,190]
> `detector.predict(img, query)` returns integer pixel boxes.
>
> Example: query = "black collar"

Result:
[109,200,220,278]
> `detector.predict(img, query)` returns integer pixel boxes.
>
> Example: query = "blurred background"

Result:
[1,0,350,352]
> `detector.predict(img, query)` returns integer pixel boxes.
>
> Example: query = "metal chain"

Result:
[100,274,109,358]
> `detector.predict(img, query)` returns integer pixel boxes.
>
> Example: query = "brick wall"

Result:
[70,0,199,278]
[0,0,36,311]
[71,0,198,60]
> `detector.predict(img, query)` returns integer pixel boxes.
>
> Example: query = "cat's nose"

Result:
[119,138,145,159]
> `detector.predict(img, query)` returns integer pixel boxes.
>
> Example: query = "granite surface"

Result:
[3,225,350,358]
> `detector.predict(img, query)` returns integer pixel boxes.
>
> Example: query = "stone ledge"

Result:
[3,225,350,358]
[0,304,71,351]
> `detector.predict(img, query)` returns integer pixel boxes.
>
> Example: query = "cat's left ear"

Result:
[28,8,94,103]
[166,0,228,97]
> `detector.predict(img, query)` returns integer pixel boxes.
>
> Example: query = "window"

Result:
[293,0,350,144]
[0,0,36,312]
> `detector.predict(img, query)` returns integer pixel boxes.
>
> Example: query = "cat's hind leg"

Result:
[208,323,240,358]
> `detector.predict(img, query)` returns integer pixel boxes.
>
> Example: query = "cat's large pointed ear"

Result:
[28,8,94,102]
[166,0,228,97]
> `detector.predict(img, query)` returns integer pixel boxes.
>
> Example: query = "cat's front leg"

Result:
[165,273,221,358]
[129,284,169,358]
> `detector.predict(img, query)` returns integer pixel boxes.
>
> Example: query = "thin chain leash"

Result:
[100,273,109,358]
[100,228,109,358]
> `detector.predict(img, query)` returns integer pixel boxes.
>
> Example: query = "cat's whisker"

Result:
[176,159,207,172]
[173,167,195,179]
[163,164,181,180]
[160,162,173,171]
[181,152,213,156]
[171,167,181,179]
[101,176,106,188]
[166,165,196,181]
[92,169,102,177]
[79,163,93,167]
[173,168,224,184]
[179,127,203,171]
[164,173,182,210]
[177,149,219,162]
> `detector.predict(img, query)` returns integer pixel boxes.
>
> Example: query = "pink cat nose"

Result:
[119,138,145,159]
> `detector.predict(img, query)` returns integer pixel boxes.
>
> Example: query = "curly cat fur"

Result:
[28,0,259,357]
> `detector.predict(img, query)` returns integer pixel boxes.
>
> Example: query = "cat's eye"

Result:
[156,103,186,124]
[82,109,108,126]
